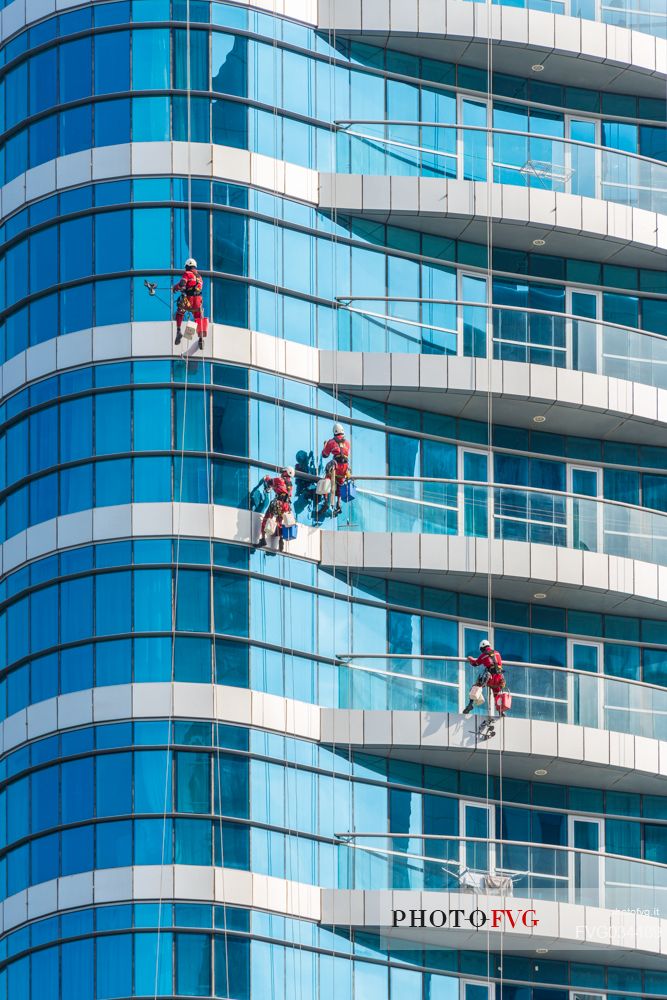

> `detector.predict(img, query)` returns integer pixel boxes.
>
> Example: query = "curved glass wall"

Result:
[6,363,667,560]
[2,180,665,384]
[3,534,667,727]
[2,720,666,901]
[2,900,666,999]
[1,14,665,185]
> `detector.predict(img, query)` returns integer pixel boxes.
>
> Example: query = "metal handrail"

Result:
[336,296,667,347]
[348,474,667,520]
[334,653,667,696]
[333,832,667,874]
[335,121,667,173]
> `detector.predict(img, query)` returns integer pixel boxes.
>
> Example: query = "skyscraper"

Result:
[1,0,666,996]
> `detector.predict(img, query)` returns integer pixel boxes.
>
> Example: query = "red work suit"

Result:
[321,437,351,497]
[468,649,505,695]
[261,475,293,536]
[173,268,207,337]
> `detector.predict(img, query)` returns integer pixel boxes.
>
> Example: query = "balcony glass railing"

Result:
[335,835,667,917]
[339,477,667,568]
[335,655,667,740]
[338,300,667,390]
[461,0,667,40]
[335,124,667,216]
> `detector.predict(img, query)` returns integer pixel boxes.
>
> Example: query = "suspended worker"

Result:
[258,466,294,551]
[173,258,207,350]
[462,639,509,716]
[320,422,351,517]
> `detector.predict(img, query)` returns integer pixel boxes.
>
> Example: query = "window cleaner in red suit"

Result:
[321,423,351,517]
[173,258,208,350]
[462,640,510,738]
[257,467,294,552]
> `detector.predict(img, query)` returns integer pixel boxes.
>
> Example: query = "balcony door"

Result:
[568,288,601,375]
[460,800,495,876]
[569,816,604,907]
[566,117,600,199]
[568,639,603,729]
[567,465,601,554]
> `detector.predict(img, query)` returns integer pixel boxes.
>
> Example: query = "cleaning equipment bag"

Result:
[281,524,298,540]
[469,685,485,706]
[495,690,512,712]
[339,480,357,502]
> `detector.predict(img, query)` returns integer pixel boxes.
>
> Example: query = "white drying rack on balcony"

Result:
[520,159,575,187]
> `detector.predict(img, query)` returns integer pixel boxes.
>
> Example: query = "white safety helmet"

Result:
[185,257,197,268]
[282,466,295,478]
[479,639,492,651]
[333,422,345,436]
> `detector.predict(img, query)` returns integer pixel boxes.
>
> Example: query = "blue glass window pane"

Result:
[212,34,246,95]
[134,569,172,632]
[174,636,211,682]
[95,210,131,275]
[133,208,171,270]
[29,116,57,169]
[30,473,58,526]
[95,277,131,326]
[30,831,58,884]
[96,933,132,998]
[176,571,210,632]
[60,464,93,515]
[61,758,93,823]
[173,95,210,143]
[31,766,58,832]
[6,64,28,130]
[94,32,130,94]
[215,936,250,999]
[132,95,171,141]
[175,818,212,866]
[61,939,93,999]
[96,753,132,817]
[30,945,58,1000]
[7,956,29,1000]
[29,294,58,347]
[134,932,173,995]
[134,388,171,450]
[59,645,92,697]
[134,636,172,681]
[60,105,92,156]
[59,38,92,101]
[96,458,132,506]
[96,638,131,686]
[29,49,56,116]
[134,456,171,501]
[95,391,131,454]
[59,397,92,461]
[176,752,210,813]
[30,652,58,704]
[174,29,209,90]
[95,572,132,637]
[60,218,93,283]
[30,585,57,654]
[132,28,171,88]
[176,932,211,995]
[135,817,172,864]
[212,96,247,149]
[135,750,171,813]
[29,227,57,294]
[96,819,132,871]
[95,99,131,146]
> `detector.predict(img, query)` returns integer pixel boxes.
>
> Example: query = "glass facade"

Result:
[1,0,666,998]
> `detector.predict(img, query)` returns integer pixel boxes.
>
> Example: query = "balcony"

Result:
[318,0,667,99]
